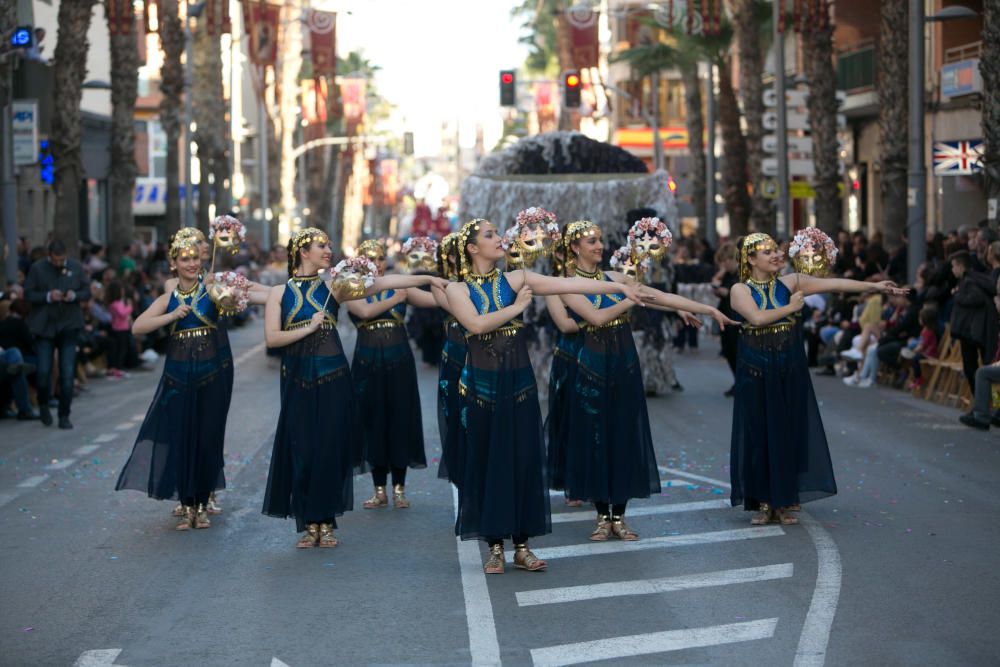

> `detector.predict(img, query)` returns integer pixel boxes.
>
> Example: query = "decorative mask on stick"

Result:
[511,207,560,264]
[401,236,439,273]
[209,215,246,254]
[788,227,838,277]
[627,217,672,261]
[610,244,651,283]
[330,256,377,303]
[208,271,251,316]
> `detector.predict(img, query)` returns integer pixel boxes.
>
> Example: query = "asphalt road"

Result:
[1,320,998,666]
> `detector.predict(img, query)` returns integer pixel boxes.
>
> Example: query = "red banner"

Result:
[561,7,599,69]
[204,0,231,36]
[380,159,398,206]
[107,0,135,36]
[340,78,366,123]
[307,9,337,78]
[301,78,328,124]
[243,0,281,68]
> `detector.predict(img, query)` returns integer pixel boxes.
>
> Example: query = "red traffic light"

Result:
[501,72,514,85]
[565,73,580,88]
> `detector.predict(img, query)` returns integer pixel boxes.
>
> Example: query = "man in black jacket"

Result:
[949,252,998,394]
[24,240,91,428]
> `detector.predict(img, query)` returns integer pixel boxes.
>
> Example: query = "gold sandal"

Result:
[175,505,195,531]
[751,504,776,526]
[776,508,799,525]
[363,486,388,509]
[206,493,223,515]
[610,516,639,541]
[195,504,211,529]
[171,504,185,517]
[590,514,612,541]
[296,524,320,548]
[513,544,547,571]
[392,484,411,509]
[484,543,504,574]
[318,523,338,548]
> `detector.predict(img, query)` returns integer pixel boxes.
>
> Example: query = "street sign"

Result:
[761,178,779,198]
[763,89,810,108]
[762,157,815,178]
[10,100,38,166]
[763,111,846,131]
[760,180,846,200]
[763,135,813,154]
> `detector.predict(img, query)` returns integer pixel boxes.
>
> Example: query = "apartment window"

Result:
[837,45,876,92]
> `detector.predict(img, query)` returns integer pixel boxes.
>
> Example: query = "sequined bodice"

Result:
[740,277,796,331]
[569,269,622,323]
[281,275,338,329]
[349,289,406,326]
[168,281,219,334]
[465,269,517,315]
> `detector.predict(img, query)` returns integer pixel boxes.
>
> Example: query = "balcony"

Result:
[837,42,878,118]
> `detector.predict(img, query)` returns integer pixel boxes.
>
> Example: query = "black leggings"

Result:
[595,501,627,517]
[372,466,407,487]
[960,338,984,393]
[487,535,529,547]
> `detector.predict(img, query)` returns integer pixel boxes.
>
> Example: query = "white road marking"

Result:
[74,445,101,456]
[92,433,119,444]
[550,499,729,524]
[74,648,127,667]
[529,618,779,667]
[658,466,731,489]
[131,413,146,421]
[17,474,49,488]
[0,492,19,509]
[114,422,134,431]
[794,514,843,667]
[453,486,500,665]
[549,479,699,498]
[45,458,77,471]
[270,658,291,667]
[506,526,785,562]
[516,563,794,607]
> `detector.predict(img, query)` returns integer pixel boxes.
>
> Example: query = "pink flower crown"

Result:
[211,271,251,315]
[788,227,838,260]
[401,236,439,256]
[209,215,247,244]
[609,245,651,272]
[331,256,377,288]
[627,217,672,245]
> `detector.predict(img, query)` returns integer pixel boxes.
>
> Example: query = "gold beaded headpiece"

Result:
[437,232,459,280]
[174,226,206,245]
[168,233,201,261]
[291,227,329,255]
[739,232,777,281]
[562,221,600,275]
[357,239,385,260]
[458,219,488,279]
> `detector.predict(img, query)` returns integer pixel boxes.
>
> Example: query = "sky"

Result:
[329,0,530,156]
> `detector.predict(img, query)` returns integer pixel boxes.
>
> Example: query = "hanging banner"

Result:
[107,0,135,36]
[243,0,281,68]
[380,159,399,207]
[307,10,337,78]
[561,7,599,69]
[340,78,366,123]
[204,0,231,36]
[301,78,328,124]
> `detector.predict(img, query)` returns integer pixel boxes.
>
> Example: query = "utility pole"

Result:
[773,0,790,238]
[259,92,270,250]
[183,5,194,229]
[2,98,17,286]
[906,0,926,284]
[705,64,717,246]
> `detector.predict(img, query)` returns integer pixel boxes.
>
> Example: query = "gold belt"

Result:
[467,321,523,340]
[171,326,215,339]
[286,319,336,331]
[582,315,630,332]
[357,320,403,331]
[741,321,794,336]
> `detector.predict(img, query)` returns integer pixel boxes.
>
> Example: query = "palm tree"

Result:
[877,0,908,250]
[158,0,184,233]
[0,0,15,109]
[802,4,841,236]
[51,0,98,251]
[192,12,228,231]
[718,52,752,237]
[106,0,140,268]
[980,2,1000,209]
[729,0,773,233]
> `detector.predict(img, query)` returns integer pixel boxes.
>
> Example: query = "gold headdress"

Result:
[437,232,459,280]
[357,239,385,261]
[174,226,206,245]
[457,219,488,279]
[562,221,600,275]
[168,233,201,261]
[739,232,777,281]
[291,227,329,255]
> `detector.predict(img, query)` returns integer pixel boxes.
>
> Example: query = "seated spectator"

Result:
[901,305,939,391]
[0,298,38,420]
[960,279,1000,430]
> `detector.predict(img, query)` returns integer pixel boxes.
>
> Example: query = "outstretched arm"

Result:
[431,284,453,313]
[789,273,908,297]
[446,282,531,335]
[519,270,642,302]
[546,295,580,334]
[730,283,804,327]
[405,286,440,309]
[345,289,407,320]
[638,285,738,330]
[561,293,633,327]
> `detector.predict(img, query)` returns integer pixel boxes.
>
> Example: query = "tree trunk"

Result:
[106,0,139,269]
[52,0,98,253]
[803,15,841,236]
[731,0,773,233]
[0,0,15,105]
[980,1,1000,209]
[681,63,707,228]
[158,0,184,234]
[717,55,751,238]
[192,15,226,230]
[877,0,908,248]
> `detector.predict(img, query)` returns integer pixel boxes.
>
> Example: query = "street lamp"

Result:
[907,2,979,285]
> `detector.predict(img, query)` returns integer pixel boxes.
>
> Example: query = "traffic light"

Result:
[563,71,581,108]
[499,70,516,107]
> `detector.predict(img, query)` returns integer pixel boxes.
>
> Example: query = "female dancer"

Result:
[556,221,733,540]
[116,234,265,529]
[262,228,446,548]
[446,219,643,574]
[347,239,438,509]
[432,233,466,487]
[729,233,906,525]
[543,229,583,507]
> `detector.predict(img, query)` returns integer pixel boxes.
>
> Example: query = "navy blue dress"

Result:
[544,328,581,491]
[455,270,550,541]
[349,290,426,472]
[116,281,232,505]
[730,277,837,510]
[562,271,661,504]
[262,276,365,531]
[437,315,466,485]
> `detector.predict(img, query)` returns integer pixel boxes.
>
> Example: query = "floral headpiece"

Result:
[209,215,246,253]
[401,236,438,257]
[627,217,672,261]
[610,244,652,281]
[789,227,838,277]
[291,227,330,255]
[401,236,439,274]
[457,219,488,278]
[357,239,385,261]
[168,234,201,261]
[739,232,778,281]
[208,271,252,316]
[329,256,377,302]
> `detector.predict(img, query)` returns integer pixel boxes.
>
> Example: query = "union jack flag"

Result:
[933,140,984,175]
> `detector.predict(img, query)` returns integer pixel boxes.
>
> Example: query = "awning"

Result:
[613,127,690,157]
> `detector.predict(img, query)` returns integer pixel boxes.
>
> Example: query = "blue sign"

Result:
[38,140,53,185]
[10,26,32,48]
